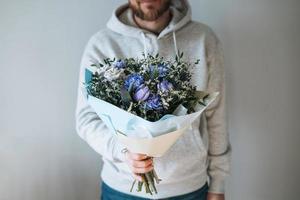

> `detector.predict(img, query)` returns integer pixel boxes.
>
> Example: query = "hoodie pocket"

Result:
[190,115,208,156]
[191,127,207,155]
[153,116,209,181]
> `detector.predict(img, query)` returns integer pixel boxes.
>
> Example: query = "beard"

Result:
[129,0,171,21]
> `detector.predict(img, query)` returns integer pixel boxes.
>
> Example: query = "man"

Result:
[75,0,232,199]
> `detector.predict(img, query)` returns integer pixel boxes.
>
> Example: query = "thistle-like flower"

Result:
[157,80,173,93]
[134,84,150,101]
[113,59,126,69]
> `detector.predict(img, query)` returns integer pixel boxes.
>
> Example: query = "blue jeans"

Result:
[100,181,209,200]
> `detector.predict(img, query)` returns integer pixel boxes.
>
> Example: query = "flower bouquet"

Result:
[83,52,219,195]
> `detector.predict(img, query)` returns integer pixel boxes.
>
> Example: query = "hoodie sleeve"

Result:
[75,35,127,163]
[204,29,232,194]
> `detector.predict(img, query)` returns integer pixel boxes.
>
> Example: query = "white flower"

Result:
[103,67,124,81]
[95,65,110,76]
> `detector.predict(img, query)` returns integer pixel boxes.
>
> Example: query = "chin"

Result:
[130,0,169,21]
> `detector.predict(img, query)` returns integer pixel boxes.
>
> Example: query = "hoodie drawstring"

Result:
[141,32,148,57]
[172,31,179,57]
[141,31,179,57]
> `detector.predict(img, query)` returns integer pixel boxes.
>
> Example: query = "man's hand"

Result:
[123,150,153,181]
[207,192,225,200]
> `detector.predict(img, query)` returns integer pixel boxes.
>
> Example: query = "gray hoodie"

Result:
[75,0,232,198]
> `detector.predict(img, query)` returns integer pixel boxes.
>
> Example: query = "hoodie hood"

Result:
[106,0,192,39]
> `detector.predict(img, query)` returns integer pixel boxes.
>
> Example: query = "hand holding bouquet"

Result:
[123,150,159,194]
[83,52,218,195]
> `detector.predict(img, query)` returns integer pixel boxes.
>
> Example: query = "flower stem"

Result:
[129,166,161,195]
[130,179,136,192]
[145,171,157,194]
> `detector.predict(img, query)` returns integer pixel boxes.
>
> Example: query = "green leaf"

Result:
[120,87,132,103]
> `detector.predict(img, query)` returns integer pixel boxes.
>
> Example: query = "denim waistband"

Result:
[101,181,209,200]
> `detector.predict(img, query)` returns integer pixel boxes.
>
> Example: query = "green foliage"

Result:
[86,52,205,122]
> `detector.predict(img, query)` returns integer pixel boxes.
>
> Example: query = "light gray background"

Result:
[0,0,299,199]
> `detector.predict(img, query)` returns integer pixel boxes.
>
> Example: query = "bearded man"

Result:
[75,0,232,199]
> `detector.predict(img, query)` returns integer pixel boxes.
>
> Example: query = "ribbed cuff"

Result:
[208,178,226,194]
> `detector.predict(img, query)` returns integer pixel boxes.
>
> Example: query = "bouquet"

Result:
[83,52,219,195]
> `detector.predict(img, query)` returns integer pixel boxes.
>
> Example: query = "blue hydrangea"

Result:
[124,74,144,91]
[148,64,169,79]
[157,63,169,77]
[145,94,163,111]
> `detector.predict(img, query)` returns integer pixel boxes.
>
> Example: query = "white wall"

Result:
[0,0,299,200]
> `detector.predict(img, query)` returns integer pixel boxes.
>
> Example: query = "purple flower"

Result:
[145,94,163,111]
[133,84,150,101]
[124,74,144,91]
[114,59,126,69]
[157,80,173,93]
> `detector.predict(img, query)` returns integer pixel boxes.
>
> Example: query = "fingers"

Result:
[126,157,153,174]
[129,162,154,174]
[125,151,154,174]
[127,152,148,161]
[128,157,153,168]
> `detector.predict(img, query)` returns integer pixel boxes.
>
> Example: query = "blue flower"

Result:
[148,64,169,79]
[124,74,144,92]
[157,80,173,93]
[114,59,126,69]
[145,94,163,111]
[157,63,169,77]
[133,84,150,101]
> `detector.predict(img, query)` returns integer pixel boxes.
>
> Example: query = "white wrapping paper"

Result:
[87,92,219,157]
